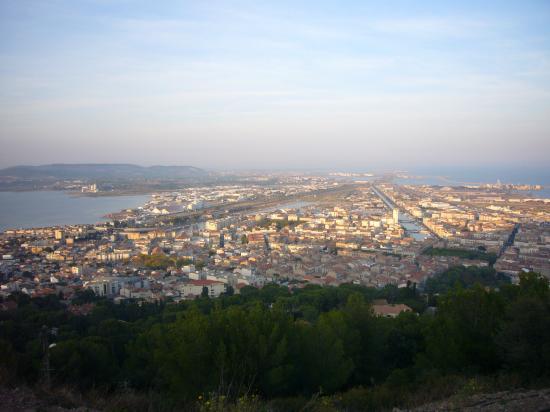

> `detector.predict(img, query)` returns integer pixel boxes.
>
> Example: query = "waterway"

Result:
[399,216,431,241]
[371,186,431,241]
[0,191,149,231]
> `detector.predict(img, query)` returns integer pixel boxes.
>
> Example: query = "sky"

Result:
[0,0,549,172]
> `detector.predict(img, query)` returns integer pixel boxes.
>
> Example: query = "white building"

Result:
[85,276,147,297]
[179,280,226,299]
[393,208,399,225]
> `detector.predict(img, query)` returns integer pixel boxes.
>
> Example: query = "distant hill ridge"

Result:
[0,163,208,179]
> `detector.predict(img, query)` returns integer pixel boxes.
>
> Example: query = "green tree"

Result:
[297,313,355,394]
[50,336,118,389]
[425,285,503,373]
[496,273,550,377]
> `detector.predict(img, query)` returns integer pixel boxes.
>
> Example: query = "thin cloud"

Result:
[370,17,491,37]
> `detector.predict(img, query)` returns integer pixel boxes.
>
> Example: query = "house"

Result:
[372,300,413,318]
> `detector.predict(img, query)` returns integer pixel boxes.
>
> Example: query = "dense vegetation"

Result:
[0,268,549,411]
[424,266,510,295]
[424,247,497,264]
[134,254,197,270]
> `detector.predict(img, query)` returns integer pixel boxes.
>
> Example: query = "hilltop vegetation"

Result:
[0,270,549,411]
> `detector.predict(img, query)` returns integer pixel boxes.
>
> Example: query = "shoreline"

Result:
[0,191,150,232]
[0,188,156,197]
[68,190,155,198]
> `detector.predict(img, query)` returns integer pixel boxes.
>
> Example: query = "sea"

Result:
[394,167,550,198]
[0,191,149,232]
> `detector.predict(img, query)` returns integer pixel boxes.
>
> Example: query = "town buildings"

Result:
[1,178,548,304]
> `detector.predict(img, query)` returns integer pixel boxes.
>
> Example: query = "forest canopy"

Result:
[0,268,549,411]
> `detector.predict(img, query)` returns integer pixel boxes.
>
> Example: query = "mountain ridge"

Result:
[0,163,209,179]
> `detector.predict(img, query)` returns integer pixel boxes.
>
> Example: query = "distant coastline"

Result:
[0,188,158,197]
[68,189,159,197]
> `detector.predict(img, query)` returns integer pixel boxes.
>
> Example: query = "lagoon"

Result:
[0,191,149,231]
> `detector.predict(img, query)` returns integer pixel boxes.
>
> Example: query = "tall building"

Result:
[205,220,218,231]
[392,208,399,225]
[81,183,98,193]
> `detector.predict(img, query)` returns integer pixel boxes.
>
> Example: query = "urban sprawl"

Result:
[1,175,549,315]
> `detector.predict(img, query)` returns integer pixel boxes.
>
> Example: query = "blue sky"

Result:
[0,0,549,171]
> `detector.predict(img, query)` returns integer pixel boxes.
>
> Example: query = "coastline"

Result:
[0,191,149,232]
[0,188,156,197]
[68,190,156,198]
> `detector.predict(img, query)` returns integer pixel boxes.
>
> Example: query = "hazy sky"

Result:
[1,0,549,170]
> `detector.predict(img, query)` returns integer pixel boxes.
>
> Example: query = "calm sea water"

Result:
[398,167,550,185]
[395,168,550,198]
[396,179,550,199]
[0,191,149,231]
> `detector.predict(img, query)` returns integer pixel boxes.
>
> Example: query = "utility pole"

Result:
[40,325,51,388]
[40,325,56,388]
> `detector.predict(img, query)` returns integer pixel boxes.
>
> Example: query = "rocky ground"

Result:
[400,388,550,412]
[0,386,97,412]
[2,385,550,411]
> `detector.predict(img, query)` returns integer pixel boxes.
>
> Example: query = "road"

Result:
[499,223,519,257]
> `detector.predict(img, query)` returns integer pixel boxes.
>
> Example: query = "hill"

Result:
[0,164,209,180]
[1,273,549,411]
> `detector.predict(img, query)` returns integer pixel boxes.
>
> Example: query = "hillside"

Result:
[0,164,209,180]
[409,388,550,411]
[1,272,549,411]
[0,384,548,411]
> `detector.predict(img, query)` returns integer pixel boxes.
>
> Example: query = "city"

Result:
[1,0,550,410]
[2,175,548,305]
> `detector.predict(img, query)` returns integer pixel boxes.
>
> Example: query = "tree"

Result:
[344,293,388,384]
[517,271,549,300]
[425,285,503,373]
[0,339,18,381]
[425,266,508,295]
[497,297,550,377]
[5,277,550,406]
[50,336,118,389]
[72,289,98,304]
[297,314,354,394]
[496,273,550,377]
[149,309,215,401]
